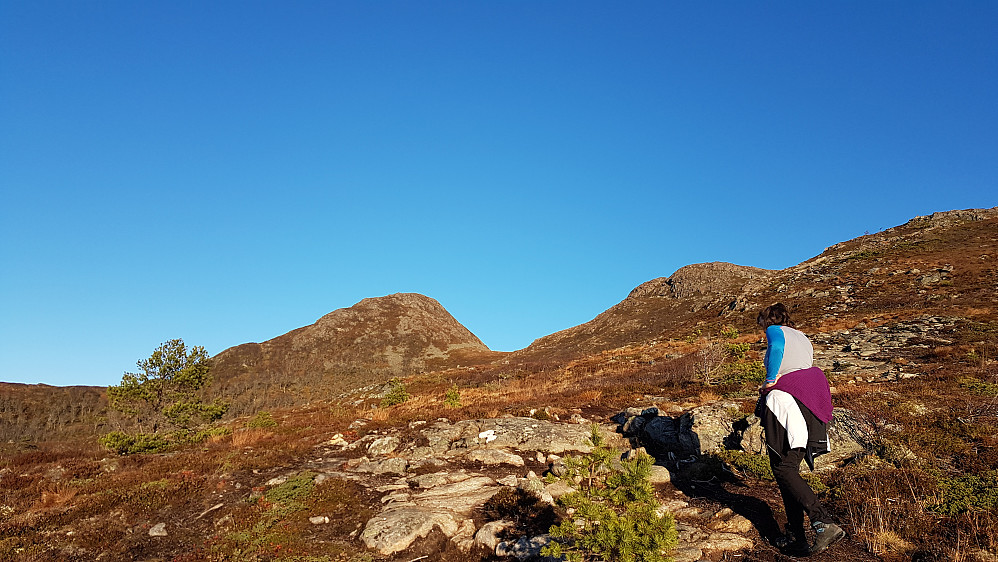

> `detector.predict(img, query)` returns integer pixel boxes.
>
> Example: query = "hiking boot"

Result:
[772,530,809,555]
[810,521,846,554]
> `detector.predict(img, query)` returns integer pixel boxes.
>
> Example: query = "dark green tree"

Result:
[107,338,227,434]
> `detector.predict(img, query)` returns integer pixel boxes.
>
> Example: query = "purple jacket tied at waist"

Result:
[761,367,833,423]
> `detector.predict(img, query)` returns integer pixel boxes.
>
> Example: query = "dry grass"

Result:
[230,427,274,448]
[34,486,78,509]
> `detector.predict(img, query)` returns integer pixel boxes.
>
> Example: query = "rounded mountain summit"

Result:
[209,293,499,413]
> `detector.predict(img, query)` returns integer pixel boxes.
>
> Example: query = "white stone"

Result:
[148,523,167,537]
[368,436,401,456]
[475,520,514,551]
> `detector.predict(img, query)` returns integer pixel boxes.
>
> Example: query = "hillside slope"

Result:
[518,207,998,360]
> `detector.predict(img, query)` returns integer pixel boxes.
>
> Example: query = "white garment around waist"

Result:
[766,389,808,449]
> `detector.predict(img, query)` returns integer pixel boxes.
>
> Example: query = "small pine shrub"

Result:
[247,411,278,429]
[444,384,461,408]
[175,426,231,444]
[958,377,998,397]
[542,425,678,562]
[720,325,740,339]
[721,360,766,385]
[931,471,998,515]
[725,342,750,359]
[98,431,169,455]
[380,378,409,407]
[264,471,316,516]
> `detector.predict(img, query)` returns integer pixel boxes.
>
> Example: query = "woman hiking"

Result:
[755,303,846,555]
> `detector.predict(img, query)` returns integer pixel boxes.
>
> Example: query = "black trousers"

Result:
[769,447,832,538]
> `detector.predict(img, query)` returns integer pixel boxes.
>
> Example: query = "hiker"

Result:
[755,303,846,555]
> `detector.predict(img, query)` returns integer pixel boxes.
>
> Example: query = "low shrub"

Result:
[444,384,461,408]
[931,470,998,516]
[176,426,232,444]
[380,378,409,407]
[247,411,278,429]
[483,487,557,536]
[721,360,766,385]
[958,377,998,397]
[98,431,169,455]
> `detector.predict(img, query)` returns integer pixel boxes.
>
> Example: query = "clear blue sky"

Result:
[2,2,996,387]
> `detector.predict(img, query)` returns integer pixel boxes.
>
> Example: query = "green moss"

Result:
[715,450,773,480]
[264,471,316,515]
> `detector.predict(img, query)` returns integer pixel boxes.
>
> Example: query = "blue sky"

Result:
[2,2,996,387]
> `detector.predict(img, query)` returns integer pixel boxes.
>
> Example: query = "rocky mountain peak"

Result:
[209,293,496,414]
[627,262,773,301]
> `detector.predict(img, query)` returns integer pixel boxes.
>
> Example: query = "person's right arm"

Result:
[764,325,785,385]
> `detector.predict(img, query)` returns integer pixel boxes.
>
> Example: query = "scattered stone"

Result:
[368,436,401,456]
[496,534,553,560]
[466,449,525,467]
[325,434,349,447]
[451,518,477,553]
[659,499,689,513]
[361,476,500,554]
[648,464,671,484]
[709,508,753,533]
[475,520,514,551]
[498,474,518,487]
[265,475,288,486]
[672,546,705,562]
[309,515,329,524]
[701,531,753,552]
[148,523,167,537]
[408,472,452,489]
[544,481,575,499]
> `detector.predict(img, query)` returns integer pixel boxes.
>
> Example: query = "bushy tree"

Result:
[107,338,227,434]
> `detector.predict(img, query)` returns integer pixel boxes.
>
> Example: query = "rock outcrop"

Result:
[280,414,771,558]
[614,402,872,470]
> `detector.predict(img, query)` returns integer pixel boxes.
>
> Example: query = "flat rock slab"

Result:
[362,507,461,555]
[361,475,501,555]
[422,418,619,455]
[466,449,525,466]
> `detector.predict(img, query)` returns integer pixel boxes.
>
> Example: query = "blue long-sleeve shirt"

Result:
[763,325,814,384]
